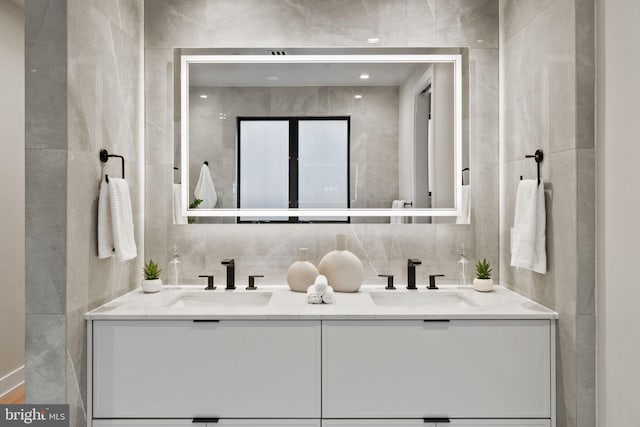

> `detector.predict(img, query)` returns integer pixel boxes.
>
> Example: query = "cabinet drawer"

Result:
[93,320,321,418]
[322,421,550,427]
[94,421,321,427]
[322,320,551,418]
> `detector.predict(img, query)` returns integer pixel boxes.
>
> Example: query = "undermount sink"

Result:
[170,292,273,308]
[369,291,475,308]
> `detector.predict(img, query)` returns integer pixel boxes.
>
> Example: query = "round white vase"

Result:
[286,248,319,292]
[318,234,364,293]
[473,278,494,292]
[141,279,162,293]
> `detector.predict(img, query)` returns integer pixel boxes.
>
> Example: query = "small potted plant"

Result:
[141,260,162,293]
[473,258,494,292]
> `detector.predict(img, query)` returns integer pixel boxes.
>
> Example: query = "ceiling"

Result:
[189,62,430,88]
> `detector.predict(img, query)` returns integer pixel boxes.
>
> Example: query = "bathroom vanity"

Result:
[86,286,557,427]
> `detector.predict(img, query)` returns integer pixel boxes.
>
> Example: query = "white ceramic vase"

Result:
[141,279,162,293]
[318,234,364,293]
[473,278,494,292]
[286,248,319,292]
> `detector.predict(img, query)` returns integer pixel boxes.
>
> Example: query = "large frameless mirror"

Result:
[175,48,468,224]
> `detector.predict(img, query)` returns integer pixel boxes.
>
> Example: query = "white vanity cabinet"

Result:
[91,320,321,419]
[322,320,553,419]
[89,317,554,427]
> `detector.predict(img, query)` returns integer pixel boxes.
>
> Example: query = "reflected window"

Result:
[238,117,350,223]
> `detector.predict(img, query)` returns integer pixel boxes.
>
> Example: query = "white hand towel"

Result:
[313,274,329,294]
[456,185,471,224]
[173,183,187,225]
[98,178,114,258]
[107,178,137,262]
[321,286,336,304]
[306,284,322,304]
[194,164,218,209]
[510,179,546,273]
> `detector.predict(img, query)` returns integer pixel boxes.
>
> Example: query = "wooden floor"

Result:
[0,384,24,404]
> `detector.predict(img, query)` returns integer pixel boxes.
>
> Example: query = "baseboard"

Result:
[0,365,24,398]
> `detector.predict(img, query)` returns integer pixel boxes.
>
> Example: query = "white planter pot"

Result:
[141,279,162,293]
[286,248,319,292]
[473,278,494,292]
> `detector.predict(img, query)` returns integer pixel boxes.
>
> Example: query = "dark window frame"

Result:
[237,116,351,224]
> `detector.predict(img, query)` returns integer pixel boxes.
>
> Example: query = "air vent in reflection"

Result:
[269,50,287,56]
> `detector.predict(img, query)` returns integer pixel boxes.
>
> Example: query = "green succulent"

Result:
[475,258,492,280]
[188,199,203,224]
[143,260,161,280]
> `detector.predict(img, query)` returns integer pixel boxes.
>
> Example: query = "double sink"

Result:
[169,289,476,308]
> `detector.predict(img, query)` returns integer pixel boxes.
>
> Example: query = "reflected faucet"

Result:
[221,259,235,290]
[407,259,422,290]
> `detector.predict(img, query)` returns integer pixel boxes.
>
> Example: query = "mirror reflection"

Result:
[176,51,468,224]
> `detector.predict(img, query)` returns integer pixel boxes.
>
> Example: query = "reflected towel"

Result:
[194,164,217,209]
[173,183,187,225]
[391,200,407,224]
[510,179,546,273]
[456,185,471,224]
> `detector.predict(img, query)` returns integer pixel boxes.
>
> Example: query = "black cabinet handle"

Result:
[423,418,450,423]
[193,418,219,423]
[192,320,220,323]
[423,319,450,323]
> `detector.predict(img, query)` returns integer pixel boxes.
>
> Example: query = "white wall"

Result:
[0,0,25,395]
[597,0,640,425]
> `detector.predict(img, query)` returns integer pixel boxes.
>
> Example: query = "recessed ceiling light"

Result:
[476,39,484,43]
[367,37,380,44]
[359,73,370,80]
[200,94,208,99]
[266,76,280,81]
[354,94,363,99]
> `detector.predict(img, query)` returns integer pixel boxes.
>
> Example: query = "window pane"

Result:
[298,119,349,221]
[239,120,289,220]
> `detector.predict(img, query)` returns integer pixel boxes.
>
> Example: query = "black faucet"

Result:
[378,274,395,290]
[428,274,445,290]
[247,275,263,290]
[198,275,215,290]
[221,259,235,290]
[407,259,422,290]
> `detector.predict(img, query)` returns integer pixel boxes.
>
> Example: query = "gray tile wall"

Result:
[144,0,500,286]
[499,1,595,426]
[25,1,144,426]
[25,0,68,404]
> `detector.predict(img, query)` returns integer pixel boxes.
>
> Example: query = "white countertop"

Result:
[85,284,558,320]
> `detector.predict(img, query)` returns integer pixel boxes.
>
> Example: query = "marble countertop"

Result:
[85,284,558,320]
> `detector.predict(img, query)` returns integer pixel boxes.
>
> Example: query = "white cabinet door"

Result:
[216,421,320,427]
[93,320,321,418]
[445,421,550,427]
[321,420,550,427]
[94,420,321,427]
[93,421,195,427]
[322,421,432,427]
[322,320,551,419]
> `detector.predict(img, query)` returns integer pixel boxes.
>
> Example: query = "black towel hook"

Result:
[100,149,125,183]
[521,149,544,185]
